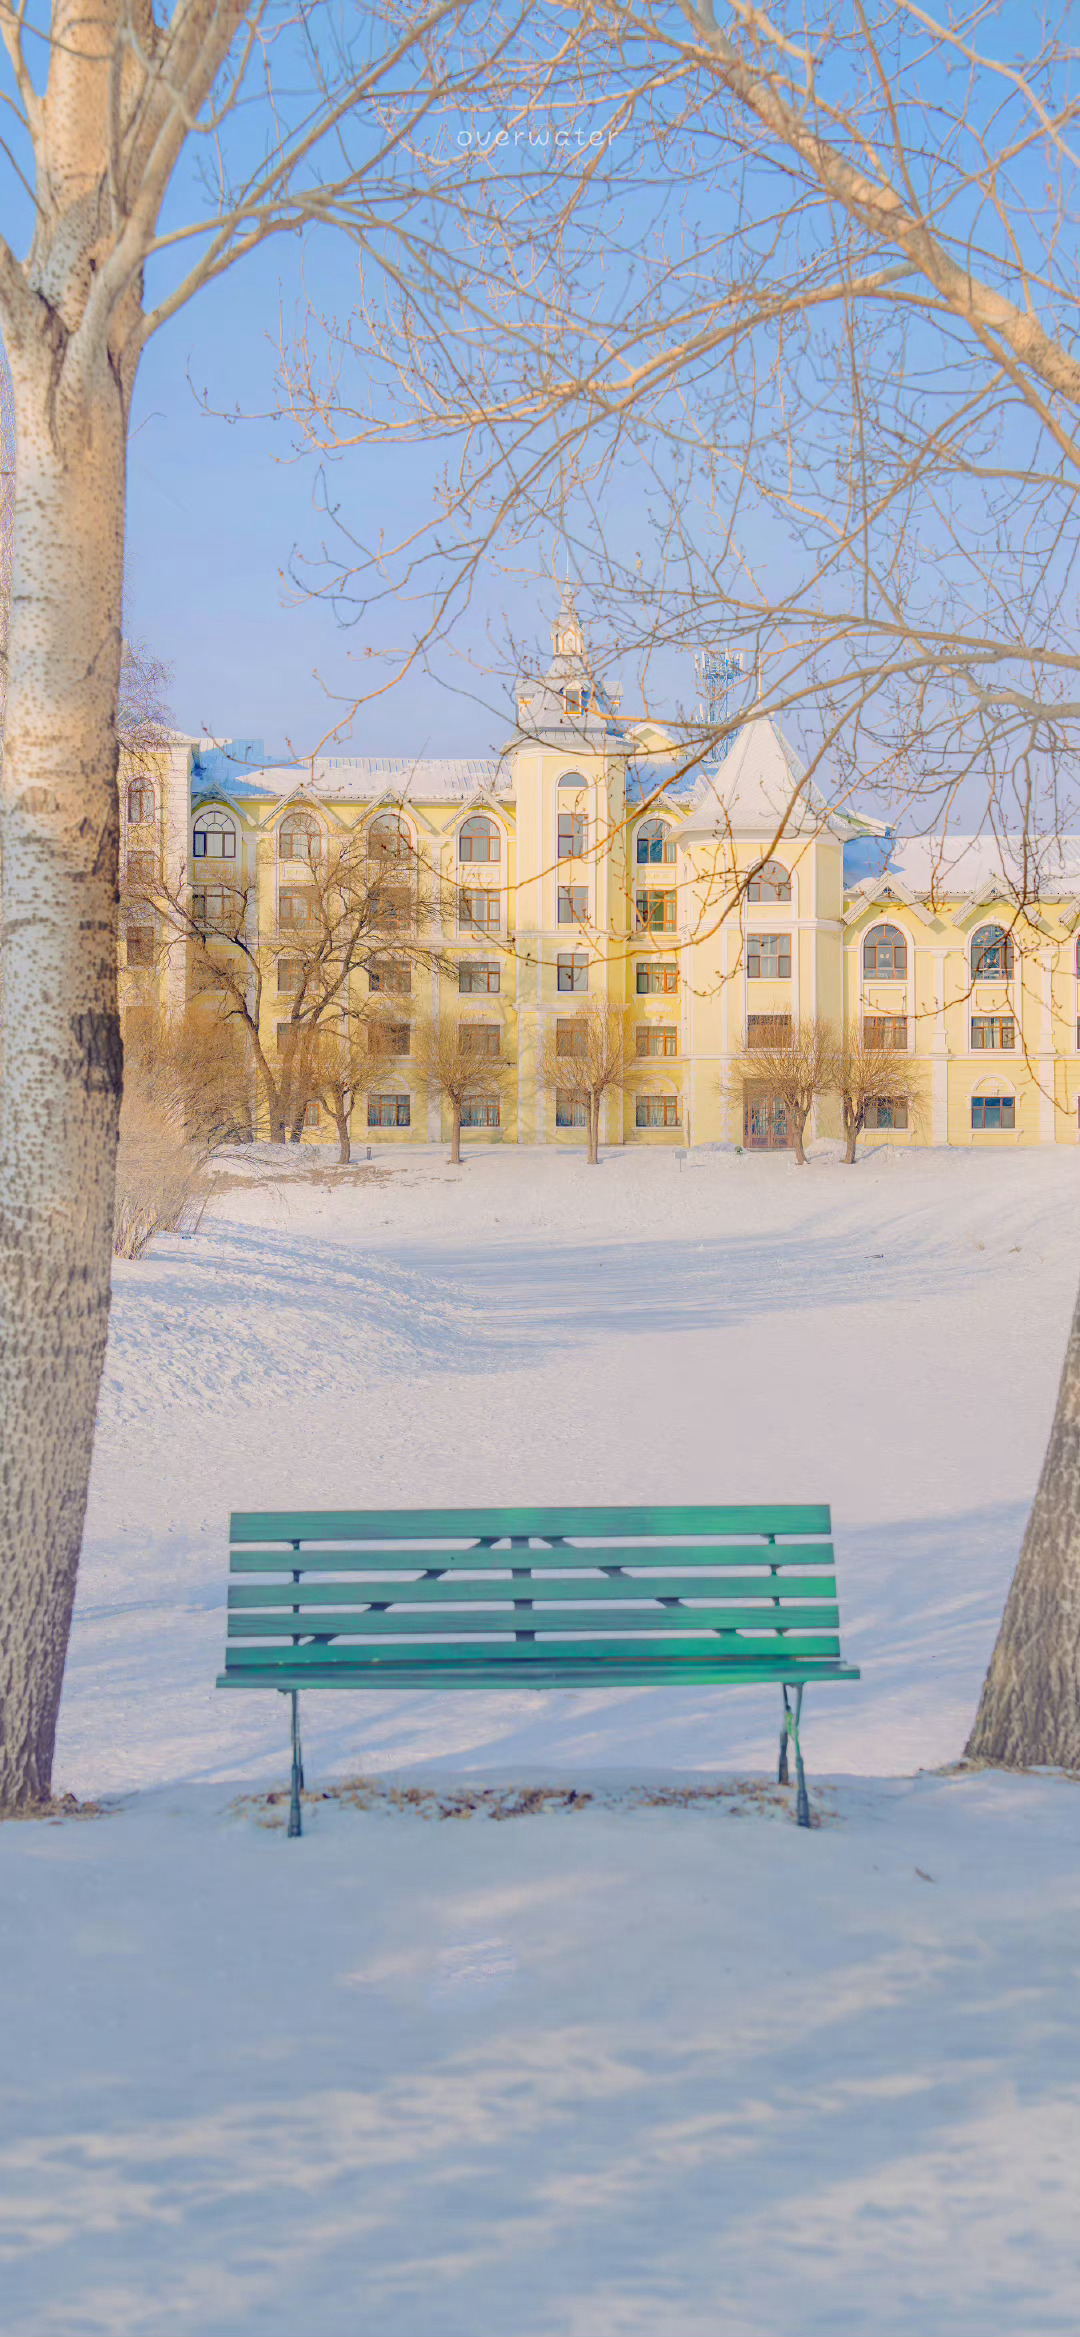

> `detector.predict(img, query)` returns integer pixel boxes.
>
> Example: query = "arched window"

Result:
[278,808,321,864]
[862,922,907,980]
[747,858,791,902]
[459,814,500,863]
[192,808,236,860]
[636,819,677,866]
[127,781,155,825]
[366,813,411,863]
[971,923,1014,981]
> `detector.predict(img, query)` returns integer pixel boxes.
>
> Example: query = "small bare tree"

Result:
[114,999,248,1258]
[416,1017,510,1164]
[730,1018,838,1167]
[539,1001,639,1166]
[144,827,445,1146]
[305,1020,382,1165]
[837,1023,927,1166]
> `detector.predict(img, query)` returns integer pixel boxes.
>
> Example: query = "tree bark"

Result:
[334,1110,351,1164]
[587,1095,599,1164]
[450,1105,461,1164]
[791,1106,808,1165]
[843,1100,859,1163]
[966,1286,1080,1769]
[0,336,128,1805]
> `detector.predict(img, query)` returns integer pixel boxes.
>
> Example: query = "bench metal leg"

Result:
[288,1690,303,1839]
[778,1687,791,1786]
[791,1683,811,1828]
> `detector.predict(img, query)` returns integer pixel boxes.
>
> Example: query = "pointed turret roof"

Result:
[676,716,886,843]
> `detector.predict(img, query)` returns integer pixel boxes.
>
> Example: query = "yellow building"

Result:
[119,590,1080,1150]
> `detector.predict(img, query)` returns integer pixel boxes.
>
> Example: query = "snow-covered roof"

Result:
[876,833,1080,906]
[204,756,511,804]
[676,717,884,844]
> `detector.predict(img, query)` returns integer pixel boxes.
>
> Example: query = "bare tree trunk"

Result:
[0,342,127,1805]
[791,1106,809,1166]
[334,1109,351,1164]
[587,1095,599,1164]
[450,1104,461,1164]
[966,1289,1080,1769]
[843,1100,858,1164]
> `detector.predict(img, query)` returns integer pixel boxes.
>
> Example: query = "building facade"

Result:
[120,593,1080,1149]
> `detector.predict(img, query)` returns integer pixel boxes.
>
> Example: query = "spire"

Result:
[551,580,584,663]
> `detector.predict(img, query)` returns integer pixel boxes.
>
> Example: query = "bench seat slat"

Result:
[226,1574,838,1610]
[228,1541,834,1575]
[226,1604,841,1640]
[219,1658,860,1689]
[229,1504,831,1545]
[223,1630,843,1669]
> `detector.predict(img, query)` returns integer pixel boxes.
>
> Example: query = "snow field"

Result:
[4,1141,1079,2332]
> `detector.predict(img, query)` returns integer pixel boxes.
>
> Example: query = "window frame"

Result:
[863,1014,909,1051]
[461,1098,501,1128]
[557,885,590,925]
[862,922,908,980]
[460,1022,501,1059]
[459,886,502,934]
[458,814,501,864]
[864,1097,909,1131]
[635,1025,678,1057]
[635,1094,681,1128]
[635,889,676,934]
[635,962,678,996]
[970,923,1015,982]
[746,858,791,903]
[555,1089,588,1128]
[635,819,676,866]
[971,1015,1016,1050]
[458,960,501,994]
[367,1092,412,1129]
[557,953,589,993]
[127,781,156,826]
[558,808,587,859]
[746,933,792,980]
[971,1094,1015,1131]
[191,810,236,860]
[278,810,322,865]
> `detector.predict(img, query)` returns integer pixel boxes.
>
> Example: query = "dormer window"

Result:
[192,809,236,860]
[564,686,591,716]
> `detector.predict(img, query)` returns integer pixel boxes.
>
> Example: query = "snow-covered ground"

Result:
[6,1142,1080,2333]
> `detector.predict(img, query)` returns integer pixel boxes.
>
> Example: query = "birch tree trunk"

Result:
[965,1289,1080,1769]
[0,329,128,1804]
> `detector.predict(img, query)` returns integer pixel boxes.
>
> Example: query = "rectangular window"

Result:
[558,886,589,924]
[126,852,156,885]
[557,954,589,992]
[864,1098,909,1130]
[368,959,412,994]
[372,1022,411,1057]
[971,1096,1016,1130]
[278,887,314,929]
[746,934,791,979]
[746,1013,791,1045]
[368,1093,411,1128]
[125,919,155,968]
[371,885,410,932]
[193,887,234,932]
[635,891,676,933]
[636,962,678,995]
[191,956,223,994]
[635,1026,678,1057]
[460,888,501,934]
[459,961,500,994]
[556,1019,586,1058]
[461,1023,500,1058]
[971,1016,1016,1050]
[635,1095,681,1128]
[863,1015,909,1051]
[304,1102,320,1128]
[277,958,302,995]
[555,1089,588,1128]
[276,1022,303,1053]
[558,810,587,858]
[461,1099,501,1128]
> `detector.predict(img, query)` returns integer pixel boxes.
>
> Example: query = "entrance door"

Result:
[744,1090,789,1149]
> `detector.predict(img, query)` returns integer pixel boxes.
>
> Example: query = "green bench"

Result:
[217,1504,860,1835]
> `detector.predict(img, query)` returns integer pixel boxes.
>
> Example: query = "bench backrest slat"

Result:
[229,1503,831,1545]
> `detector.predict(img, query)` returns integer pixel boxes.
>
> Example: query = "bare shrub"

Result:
[113,1087,210,1261]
